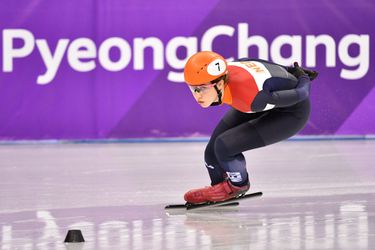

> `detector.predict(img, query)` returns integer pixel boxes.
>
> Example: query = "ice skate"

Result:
[183,180,250,204]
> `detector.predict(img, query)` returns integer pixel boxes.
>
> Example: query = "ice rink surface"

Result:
[0,140,374,250]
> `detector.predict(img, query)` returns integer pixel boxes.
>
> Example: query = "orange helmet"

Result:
[184,51,228,86]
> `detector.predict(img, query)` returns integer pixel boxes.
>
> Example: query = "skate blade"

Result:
[165,201,239,210]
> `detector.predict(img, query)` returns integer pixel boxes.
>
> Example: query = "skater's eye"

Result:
[189,83,216,94]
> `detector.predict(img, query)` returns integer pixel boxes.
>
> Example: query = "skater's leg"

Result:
[184,101,310,204]
[214,100,310,186]
[254,100,310,145]
[205,108,265,185]
[214,123,265,187]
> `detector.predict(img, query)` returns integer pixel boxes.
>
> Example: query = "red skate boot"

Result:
[184,180,250,204]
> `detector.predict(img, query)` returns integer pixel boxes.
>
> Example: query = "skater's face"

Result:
[189,80,224,108]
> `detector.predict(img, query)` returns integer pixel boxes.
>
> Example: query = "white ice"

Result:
[0,140,374,249]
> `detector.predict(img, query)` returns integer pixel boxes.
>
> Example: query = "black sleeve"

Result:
[251,75,311,112]
[269,74,311,107]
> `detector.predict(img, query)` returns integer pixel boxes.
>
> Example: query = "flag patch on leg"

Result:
[226,172,242,182]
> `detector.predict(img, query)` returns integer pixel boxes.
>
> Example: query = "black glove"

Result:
[287,62,318,81]
[292,62,307,78]
[302,68,319,81]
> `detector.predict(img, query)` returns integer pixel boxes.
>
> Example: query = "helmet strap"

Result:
[210,85,223,106]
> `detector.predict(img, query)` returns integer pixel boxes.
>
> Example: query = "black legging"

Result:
[204,99,310,186]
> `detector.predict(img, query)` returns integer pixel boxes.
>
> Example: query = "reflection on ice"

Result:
[0,197,372,250]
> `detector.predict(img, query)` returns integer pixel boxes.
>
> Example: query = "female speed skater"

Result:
[183,51,318,204]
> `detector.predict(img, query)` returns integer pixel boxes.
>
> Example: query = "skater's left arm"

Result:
[267,74,311,107]
[251,63,311,111]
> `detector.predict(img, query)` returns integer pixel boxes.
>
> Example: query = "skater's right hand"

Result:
[287,63,319,81]
[292,62,307,79]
